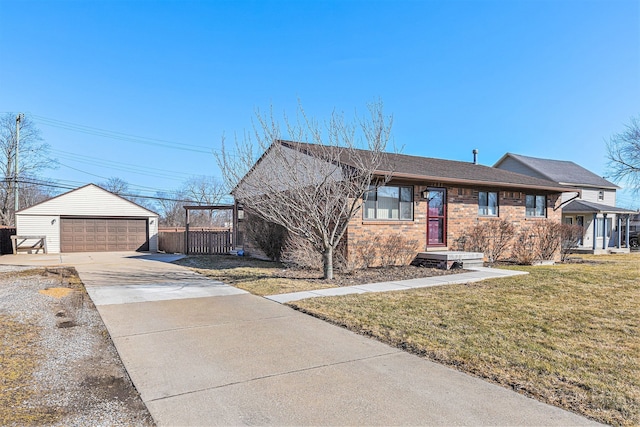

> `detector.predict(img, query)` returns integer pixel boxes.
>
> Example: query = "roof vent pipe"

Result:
[472,149,479,165]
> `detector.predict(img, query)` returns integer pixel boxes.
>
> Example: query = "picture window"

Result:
[525,194,546,217]
[478,191,498,216]
[364,185,413,220]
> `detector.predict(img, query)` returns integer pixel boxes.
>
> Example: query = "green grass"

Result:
[289,254,640,426]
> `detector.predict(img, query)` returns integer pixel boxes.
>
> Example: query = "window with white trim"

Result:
[478,191,498,216]
[364,185,413,220]
[525,194,546,217]
[597,218,604,238]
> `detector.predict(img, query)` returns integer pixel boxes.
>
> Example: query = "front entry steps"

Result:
[413,251,484,270]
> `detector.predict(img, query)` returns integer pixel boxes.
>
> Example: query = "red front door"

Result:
[426,188,446,246]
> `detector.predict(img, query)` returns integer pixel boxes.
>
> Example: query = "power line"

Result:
[10,178,223,204]
[2,113,235,201]
[51,149,198,178]
[50,150,222,181]
[32,114,216,154]
[52,160,227,197]
[51,162,184,195]
[53,153,194,181]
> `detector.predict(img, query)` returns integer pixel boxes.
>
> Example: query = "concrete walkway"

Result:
[266,266,528,303]
[0,253,600,426]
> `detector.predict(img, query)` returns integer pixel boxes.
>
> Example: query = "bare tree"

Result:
[217,101,393,279]
[0,113,55,225]
[182,176,228,205]
[607,115,640,193]
[98,177,157,212]
[99,177,130,196]
[156,190,187,227]
[182,176,230,227]
[156,177,229,227]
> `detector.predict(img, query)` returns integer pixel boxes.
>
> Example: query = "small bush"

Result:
[281,234,322,270]
[380,233,421,266]
[350,233,420,268]
[511,221,563,264]
[460,219,515,263]
[560,223,584,262]
[244,212,288,261]
[351,237,379,269]
[511,229,537,265]
[530,221,562,261]
[281,234,348,271]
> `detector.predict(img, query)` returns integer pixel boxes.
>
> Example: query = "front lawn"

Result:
[289,254,639,426]
[174,254,457,296]
[173,255,337,295]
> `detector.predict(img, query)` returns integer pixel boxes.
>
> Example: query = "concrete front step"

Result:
[414,251,484,270]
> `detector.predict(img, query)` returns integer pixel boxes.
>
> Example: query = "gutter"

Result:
[376,171,570,193]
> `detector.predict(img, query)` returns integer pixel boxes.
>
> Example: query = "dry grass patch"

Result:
[0,268,77,425]
[0,316,59,425]
[290,253,640,426]
[174,255,335,296]
[0,267,153,426]
[174,254,458,296]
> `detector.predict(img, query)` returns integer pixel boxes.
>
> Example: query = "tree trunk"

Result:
[322,246,334,280]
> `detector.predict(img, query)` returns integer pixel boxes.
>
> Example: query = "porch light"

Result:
[421,190,429,199]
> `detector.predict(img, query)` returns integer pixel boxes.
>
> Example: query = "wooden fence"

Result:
[158,231,185,254]
[158,228,233,254]
[187,229,232,254]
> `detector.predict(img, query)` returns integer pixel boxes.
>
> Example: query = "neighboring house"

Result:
[237,141,569,264]
[15,184,159,254]
[494,153,636,253]
[630,213,640,233]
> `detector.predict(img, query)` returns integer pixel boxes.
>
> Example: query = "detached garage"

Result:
[16,184,159,253]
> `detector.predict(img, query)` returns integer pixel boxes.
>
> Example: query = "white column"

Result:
[602,213,608,250]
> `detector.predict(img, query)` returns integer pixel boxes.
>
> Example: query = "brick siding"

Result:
[345,182,562,264]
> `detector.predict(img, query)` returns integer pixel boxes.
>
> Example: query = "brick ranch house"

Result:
[235,141,569,265]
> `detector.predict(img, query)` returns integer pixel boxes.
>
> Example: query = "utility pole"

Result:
[15,113,24,215]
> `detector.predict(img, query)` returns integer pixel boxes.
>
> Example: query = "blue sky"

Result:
[1,0,638,207]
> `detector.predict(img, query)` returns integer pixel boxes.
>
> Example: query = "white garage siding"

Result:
[15,215,60,253]
[16,184,159,254]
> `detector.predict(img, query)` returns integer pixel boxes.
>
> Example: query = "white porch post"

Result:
[592,213,597,250]
[617,215,622,248]
[602,213,608,250]
[625,214,631,248]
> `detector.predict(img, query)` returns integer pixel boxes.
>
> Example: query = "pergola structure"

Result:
[183,204,240,255]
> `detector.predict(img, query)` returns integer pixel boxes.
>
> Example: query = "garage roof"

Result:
[17,184,158,217]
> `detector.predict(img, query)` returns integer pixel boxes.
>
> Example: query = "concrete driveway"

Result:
[0,252,601,426]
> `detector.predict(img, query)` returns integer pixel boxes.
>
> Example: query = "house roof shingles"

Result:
[281,141,569,192]
[563,200,636,215]
[494,153,618,189]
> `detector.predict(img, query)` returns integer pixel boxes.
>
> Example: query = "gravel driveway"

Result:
[0,266,153,426]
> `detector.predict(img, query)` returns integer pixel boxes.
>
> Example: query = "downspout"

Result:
[553,191,581,211]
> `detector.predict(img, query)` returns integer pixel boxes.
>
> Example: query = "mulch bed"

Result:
[274,264,465,287]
